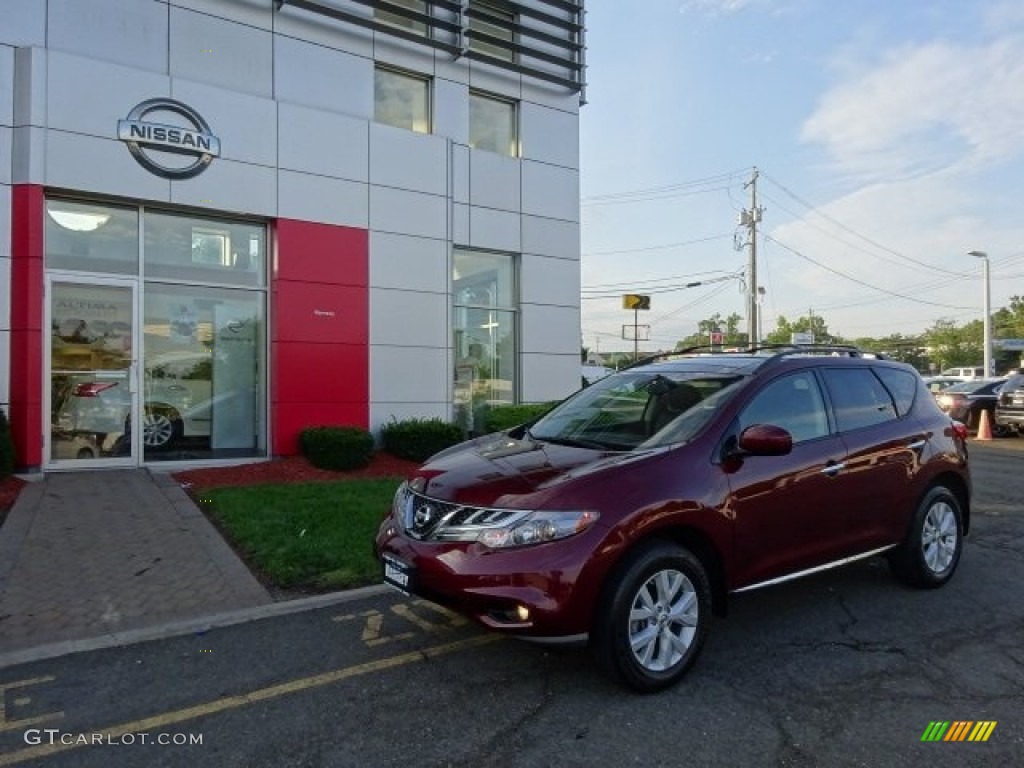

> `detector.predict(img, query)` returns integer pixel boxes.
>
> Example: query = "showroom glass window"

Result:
[143,211,267,462]
[469,2,515,61]
[43,196,268,464]
[375,0,429,37]
[374,66,431,133]
[469,91,518,156]
[453,250,517,431]
[45,199,140,274]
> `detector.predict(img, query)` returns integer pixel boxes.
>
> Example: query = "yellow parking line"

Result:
[0,634,499,766]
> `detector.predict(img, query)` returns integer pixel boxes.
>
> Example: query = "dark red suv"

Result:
[375,347,971,692]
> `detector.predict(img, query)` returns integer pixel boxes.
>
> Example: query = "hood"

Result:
[412,433,615,506]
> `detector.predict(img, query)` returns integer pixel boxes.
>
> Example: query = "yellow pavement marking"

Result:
[0,634,499,766]
[0,677,63,734]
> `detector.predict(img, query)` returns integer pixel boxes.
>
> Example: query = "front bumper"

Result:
[994,409,1024,429]
[374,515,609,638]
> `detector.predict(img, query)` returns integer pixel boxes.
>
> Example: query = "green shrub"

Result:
[381,418,465,462]
[483,402,557,434]
[299,425,374,471]
[0,408,14,477]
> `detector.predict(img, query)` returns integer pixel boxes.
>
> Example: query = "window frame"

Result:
[452,249,519,426]
[374,64,433,134]
[468,90,519,157]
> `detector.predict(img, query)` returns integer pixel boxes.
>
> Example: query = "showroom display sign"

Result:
[117,98,221,180]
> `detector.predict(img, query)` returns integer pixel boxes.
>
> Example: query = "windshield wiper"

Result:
[532,434,610,450]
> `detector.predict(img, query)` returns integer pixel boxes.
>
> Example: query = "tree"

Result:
[675,312,745,349]
[764,313,838,345]
[923,318,982,370]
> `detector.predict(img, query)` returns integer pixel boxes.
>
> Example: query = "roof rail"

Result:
[622,343,881,371]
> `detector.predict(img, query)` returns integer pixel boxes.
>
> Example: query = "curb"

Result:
[0,584,390,670]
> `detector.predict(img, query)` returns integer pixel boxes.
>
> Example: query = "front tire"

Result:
[592,542,711,693]
[889,486,963,588]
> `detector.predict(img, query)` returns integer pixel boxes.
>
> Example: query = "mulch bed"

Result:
[0,476,27,518]
[173,453,419,492]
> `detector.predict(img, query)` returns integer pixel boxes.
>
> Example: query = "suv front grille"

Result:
[398,489,528,541]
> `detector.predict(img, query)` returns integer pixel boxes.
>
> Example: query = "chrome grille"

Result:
[399,489,529,541]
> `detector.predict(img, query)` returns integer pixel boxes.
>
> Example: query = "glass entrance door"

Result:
[47,278,138,467]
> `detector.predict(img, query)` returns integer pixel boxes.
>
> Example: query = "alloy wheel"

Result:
[627,568,699,672]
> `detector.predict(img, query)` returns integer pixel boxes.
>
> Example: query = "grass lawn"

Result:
[199,477,403,592]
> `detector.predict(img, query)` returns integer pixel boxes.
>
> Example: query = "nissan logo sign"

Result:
[117,98,221,180]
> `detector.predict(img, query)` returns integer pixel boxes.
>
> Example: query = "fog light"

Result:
[515,605,530,622]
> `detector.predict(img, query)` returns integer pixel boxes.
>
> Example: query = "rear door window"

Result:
[822,368,898,432]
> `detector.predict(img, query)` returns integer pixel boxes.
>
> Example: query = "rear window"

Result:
[874,367,918,416]
[1005,373,1024,392]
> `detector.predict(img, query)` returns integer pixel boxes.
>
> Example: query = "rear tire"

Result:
[889,486,963,588]
[591,542,711,693]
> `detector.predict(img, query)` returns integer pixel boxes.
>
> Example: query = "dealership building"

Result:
[0,0,585,471]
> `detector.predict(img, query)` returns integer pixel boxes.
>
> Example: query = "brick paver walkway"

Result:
[0,470,271,656]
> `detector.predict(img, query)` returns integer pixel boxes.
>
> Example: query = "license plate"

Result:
[382,556,413,594]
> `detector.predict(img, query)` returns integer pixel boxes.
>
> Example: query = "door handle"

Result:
[820,461,845,477]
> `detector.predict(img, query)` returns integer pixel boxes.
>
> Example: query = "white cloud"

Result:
[678,0,760,16]
[802,35,1024,180]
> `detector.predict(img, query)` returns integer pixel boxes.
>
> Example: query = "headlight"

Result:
[392,481,408,518]
[443,510,600,549]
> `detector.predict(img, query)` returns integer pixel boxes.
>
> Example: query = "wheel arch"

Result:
[927,471,970,536]
[601,526,729,618]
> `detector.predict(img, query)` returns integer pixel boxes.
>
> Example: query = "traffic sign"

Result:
[622,294,651,310]
[994,339,1024,351]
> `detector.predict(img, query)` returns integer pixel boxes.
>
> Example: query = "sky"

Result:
[578,0,1024,353]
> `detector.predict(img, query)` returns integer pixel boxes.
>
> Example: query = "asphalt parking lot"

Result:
[0,441,1021,767]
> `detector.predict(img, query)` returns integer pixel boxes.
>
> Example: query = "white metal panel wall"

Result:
[2,0,585,425]
[48,0,169,73]
[169,6,274,98]
[274,35,374,117]
[1,1,46,47]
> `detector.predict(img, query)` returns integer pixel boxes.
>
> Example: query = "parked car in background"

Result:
[995,370,1024,436]
[934,379,1006,433]
[940,366,986,381]
[376,346,971,691]
[54,352,213,451]
[922,376,961,393]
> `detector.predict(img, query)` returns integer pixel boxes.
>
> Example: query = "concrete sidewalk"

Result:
[0,469,272,660]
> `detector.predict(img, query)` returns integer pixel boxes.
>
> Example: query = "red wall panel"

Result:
[8,185,45,470]
[274,342,368,404]
[272,281,368,344]
[275,219,368,286]
[271,218,369,456]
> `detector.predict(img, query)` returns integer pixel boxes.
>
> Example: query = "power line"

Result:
[760,171,972,278]
[581,170,746,204]
[582,233,732,258]
[765,234,975,310]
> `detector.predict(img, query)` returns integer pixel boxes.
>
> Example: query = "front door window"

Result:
[49,281,136,464]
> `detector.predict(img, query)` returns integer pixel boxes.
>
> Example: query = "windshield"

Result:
[529,370,745,451]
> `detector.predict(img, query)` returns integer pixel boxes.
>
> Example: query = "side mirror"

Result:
[737,424,793,456]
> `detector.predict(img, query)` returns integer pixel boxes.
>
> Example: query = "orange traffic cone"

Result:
[976,409,993,441]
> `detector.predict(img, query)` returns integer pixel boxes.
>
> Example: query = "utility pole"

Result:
[740,168,763,345]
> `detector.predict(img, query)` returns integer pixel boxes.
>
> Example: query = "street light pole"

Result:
[968,250,992,376]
